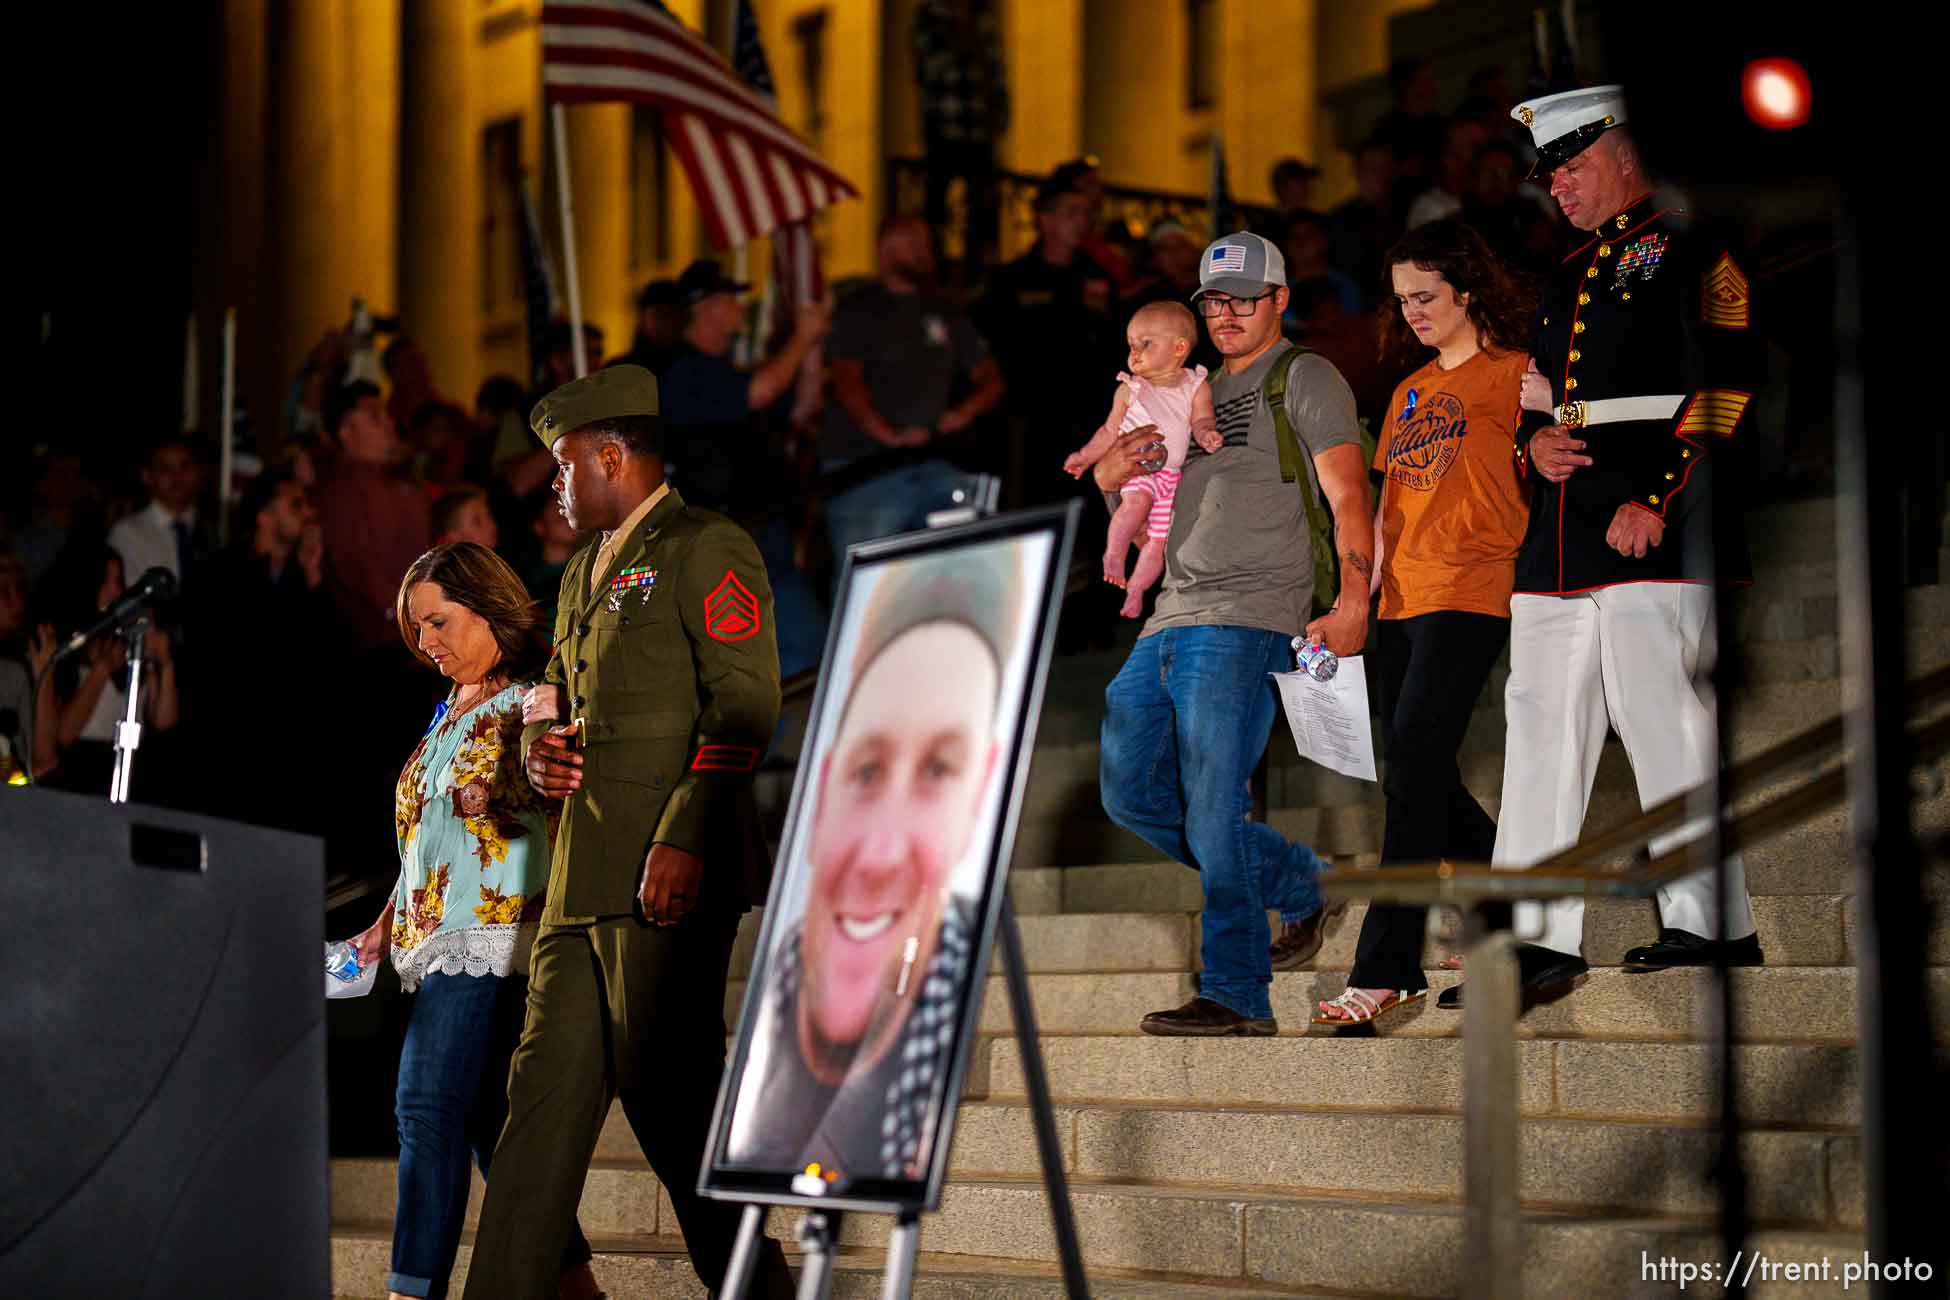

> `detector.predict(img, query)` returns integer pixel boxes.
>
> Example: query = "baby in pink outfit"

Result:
[1064,301,1220,617]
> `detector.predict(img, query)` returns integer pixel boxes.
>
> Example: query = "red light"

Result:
[1742,57,1811,130]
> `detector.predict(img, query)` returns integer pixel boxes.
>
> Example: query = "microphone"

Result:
[56,566,179,659]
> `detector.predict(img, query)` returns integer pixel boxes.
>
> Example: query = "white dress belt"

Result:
[1552,394,1686,429]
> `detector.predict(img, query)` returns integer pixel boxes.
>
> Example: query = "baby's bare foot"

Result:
[1119,586,1145,618]
[1103,555,1128,588]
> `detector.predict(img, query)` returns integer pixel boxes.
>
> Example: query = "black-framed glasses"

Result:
[1197,291,1271,318]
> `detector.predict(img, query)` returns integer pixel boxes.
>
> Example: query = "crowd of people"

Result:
[3,52,1777,1296]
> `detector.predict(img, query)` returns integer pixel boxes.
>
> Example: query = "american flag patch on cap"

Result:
[1209,243,1247,273]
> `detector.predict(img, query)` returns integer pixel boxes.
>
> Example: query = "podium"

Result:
[0,789,329,1300]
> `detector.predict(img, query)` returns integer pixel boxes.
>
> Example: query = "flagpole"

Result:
[218,309,236,548]
[181,312,199,433]
[551,103,589,379]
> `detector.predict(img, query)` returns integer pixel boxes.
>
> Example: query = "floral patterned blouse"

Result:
[390,681,556,992]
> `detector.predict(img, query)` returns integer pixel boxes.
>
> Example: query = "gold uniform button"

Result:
[1622,291,1632,301]
[1615,214,1629,230]
[1648,495,1661,505]
[1598,243,1613,257]
[1586,266,1599,279]
[1565,378,1578,390]
[1573,321,1586,333]
[1542,316,1550,325]
[1664,471,1676,481]
[1578,292,1591,305]
[1681,449,1692,459]
[1568,349,1582,362]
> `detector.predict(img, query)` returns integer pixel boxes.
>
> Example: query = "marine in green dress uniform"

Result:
[463,365,794,1299]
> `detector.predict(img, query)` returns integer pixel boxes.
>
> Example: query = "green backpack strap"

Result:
[1264,344,1312,487]
[1263,346,1338,614]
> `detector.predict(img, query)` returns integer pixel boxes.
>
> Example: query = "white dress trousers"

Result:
[1494,583,1757,956]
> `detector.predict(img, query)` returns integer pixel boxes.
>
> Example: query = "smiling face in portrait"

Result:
[799,621,1001,1072]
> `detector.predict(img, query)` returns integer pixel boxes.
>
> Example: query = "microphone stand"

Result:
[108,615,150,804]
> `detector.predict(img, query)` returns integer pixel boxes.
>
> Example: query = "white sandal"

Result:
[1311,986,1426,1026]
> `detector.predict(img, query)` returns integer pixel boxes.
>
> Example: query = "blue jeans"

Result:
[1099,625,1328,1020]
[390,970,592,1299]
[823,459,970,582]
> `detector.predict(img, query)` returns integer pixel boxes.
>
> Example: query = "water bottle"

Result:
[1291,635,1339,682]
[325,940,363,984]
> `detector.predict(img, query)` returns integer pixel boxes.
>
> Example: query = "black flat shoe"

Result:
[1437,943,1589,1010]
[1622,928,1765,971]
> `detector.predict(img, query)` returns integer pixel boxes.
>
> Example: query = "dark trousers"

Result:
[390,971,592,1299]
[462,911,793,1300]
[1347,610,1510,991]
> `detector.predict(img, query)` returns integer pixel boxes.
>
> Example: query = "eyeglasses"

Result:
[1197,292,1271,318]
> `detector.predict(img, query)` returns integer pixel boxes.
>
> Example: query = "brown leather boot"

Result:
[1268,898,1348,971]
[1139,996,1277,1037]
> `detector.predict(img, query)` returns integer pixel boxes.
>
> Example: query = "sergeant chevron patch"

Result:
[1675,389,1752,438]
[691,743,762,772]
[705,570,760,641]
[1702,253,1751,329]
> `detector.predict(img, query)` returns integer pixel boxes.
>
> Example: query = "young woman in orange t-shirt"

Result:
[1315,220,1536,1027]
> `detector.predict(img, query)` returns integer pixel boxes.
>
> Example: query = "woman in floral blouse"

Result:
[348,542,600,1300]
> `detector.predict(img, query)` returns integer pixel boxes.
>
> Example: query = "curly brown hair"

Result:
[1374,219,1537,372]
[395,542,551,682]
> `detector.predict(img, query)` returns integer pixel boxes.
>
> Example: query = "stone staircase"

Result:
[331,497,1950,1298]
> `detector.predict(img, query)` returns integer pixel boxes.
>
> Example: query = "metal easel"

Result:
[719,477,1088,1300]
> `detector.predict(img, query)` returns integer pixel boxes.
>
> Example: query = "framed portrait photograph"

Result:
[700,503,1078,1214]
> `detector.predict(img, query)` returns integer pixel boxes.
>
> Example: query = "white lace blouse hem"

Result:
[391,924,537,993]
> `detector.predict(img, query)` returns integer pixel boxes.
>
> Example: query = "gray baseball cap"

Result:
[1193,232,1286,300]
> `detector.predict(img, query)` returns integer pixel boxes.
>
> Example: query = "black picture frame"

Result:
[699,502,1079,1214]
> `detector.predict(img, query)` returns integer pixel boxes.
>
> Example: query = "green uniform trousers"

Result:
[461,908,793,1299]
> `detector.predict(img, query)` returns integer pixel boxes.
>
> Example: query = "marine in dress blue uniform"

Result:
[1448,87,1765,1010]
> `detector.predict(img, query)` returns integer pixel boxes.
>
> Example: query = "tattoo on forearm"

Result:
[1343,549,1373,579]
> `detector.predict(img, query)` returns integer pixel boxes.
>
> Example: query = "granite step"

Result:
[554,1101,1863,1227]
[985,1035,1878,1127]
[329,1226,1344,1300]
[1008,751,1948,870]
[956,966,1950,1046]
[728,880,1949,990]
[329,1194,1861,1300]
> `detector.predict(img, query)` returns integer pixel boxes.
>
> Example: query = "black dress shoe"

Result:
[1139,996,1277,1037]
[1436,943,1589,1010]
[1622,928,1765,971]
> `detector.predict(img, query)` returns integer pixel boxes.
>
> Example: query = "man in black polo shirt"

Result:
[821,215,1005,574]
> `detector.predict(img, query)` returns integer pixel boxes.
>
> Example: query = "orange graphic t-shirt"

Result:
[1373,348,1529,620]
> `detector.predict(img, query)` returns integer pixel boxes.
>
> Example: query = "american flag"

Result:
[729,0,823,313]
[541,0,856,251]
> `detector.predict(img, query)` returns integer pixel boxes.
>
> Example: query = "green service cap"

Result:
[529,364,659,448]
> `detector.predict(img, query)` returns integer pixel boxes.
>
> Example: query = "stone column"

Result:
[270,0,348,427]
[341,0,401,318]
[564,104,632,364]
[399,0,481,404]
[220,0,272,440]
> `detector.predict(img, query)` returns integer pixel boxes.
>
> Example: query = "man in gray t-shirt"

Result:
[1094,232,1373,1036]
[1147,346,1359,639]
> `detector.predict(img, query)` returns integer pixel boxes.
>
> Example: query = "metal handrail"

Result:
[1317,663,1950,906]
[1317,662,1946,1300]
